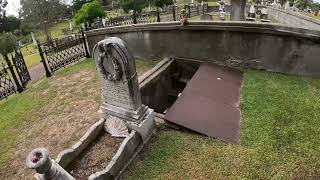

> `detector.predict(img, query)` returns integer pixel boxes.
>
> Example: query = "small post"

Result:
[197,5,199,15]
[133,10,137,24]
[188,5,191,18]
[173,5,176,21]
[81,29,90,58]
[37,40,52,77]
[3,54,23,93]
[26,148,75,180]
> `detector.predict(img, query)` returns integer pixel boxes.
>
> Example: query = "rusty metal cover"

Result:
[164,63,243,143]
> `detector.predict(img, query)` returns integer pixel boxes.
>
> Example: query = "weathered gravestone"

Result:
[92,37,155,143]
[200,14,213,20]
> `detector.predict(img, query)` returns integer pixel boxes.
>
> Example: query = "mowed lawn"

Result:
[0,58,157,179]
[127,70,320,179]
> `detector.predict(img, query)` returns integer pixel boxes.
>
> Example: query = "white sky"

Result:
[4,0,320,17]
[5,0,72,17]
[5,0,21,17]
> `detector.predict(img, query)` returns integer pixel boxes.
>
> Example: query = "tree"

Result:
[230,0,246,21]
[0,33,17,56]
[154,0,173,8]
[119,0,147,13]
[294,0,312,10]
[2,16,20,32]
[0,0,8,32]
[0,0,7,18]
[20,0,70,41]
[72,0,93,12]
[74,0,106,25]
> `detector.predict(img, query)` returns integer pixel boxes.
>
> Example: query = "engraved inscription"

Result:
[102,81,134,110]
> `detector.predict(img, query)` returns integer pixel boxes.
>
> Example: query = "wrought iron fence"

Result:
[85,4,208,31]
[0,50,31,101]
[0,62,16,100]
[11,49,31,88]
[38,31,90,77]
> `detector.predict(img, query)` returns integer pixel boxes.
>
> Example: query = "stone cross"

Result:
[92,37,147,122]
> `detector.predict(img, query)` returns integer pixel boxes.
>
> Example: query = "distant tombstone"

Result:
[31,32,37,47]
[284,1,290,10]
[69,21,73,31]
[102,18,106,27]
[261,7,268,20]
[93,37,155,142]
[249,4,256,18]
[200,14,213,20]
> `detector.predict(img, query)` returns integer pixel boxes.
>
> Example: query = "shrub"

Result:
[0,33,17,55]
[74,0,106,25]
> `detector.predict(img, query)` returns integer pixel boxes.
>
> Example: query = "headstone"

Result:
[69,21,73,31]
[93,37,155,143]
[31,32,37,47]
[261,7,268,20]
[102,18,106,27]
[284,1,290,10]
[249,4,256,18]
[200,14,213,20]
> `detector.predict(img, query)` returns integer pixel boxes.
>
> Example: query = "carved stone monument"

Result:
[93,37,155,143]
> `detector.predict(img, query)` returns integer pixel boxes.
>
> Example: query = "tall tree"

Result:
[230,0,246,21]
[0,0,8,32]
[20,0,70,41]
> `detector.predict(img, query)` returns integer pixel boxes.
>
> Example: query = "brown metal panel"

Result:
[164,63,243,144]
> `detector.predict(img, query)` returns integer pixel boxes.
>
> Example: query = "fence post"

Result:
[37,41,52,77]
[188,5,191,18]
[81,29,90,58]
[197,6,199,15]
[133,10,137,24]
[173,5,176,21]
[3,54,23,93]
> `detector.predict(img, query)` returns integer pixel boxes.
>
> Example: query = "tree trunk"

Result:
[230,0,246,21]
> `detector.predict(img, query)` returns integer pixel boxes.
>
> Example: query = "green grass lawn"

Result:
[20,44,41,68]
[127,70,320,179]
[0,58,157,178]
[301,12,320,20]
[35,20,75,41]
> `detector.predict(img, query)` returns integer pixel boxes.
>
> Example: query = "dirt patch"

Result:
[67,131,123,179]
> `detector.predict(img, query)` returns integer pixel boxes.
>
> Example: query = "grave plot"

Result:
[66,131,123,179]
[26,37,155,180]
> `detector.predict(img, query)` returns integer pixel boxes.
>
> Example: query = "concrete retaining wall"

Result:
[268,6,320,30]
[86,21,320,77]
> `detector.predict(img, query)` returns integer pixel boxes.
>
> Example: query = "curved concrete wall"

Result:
[86,21,320,77]
[268,7,320,30]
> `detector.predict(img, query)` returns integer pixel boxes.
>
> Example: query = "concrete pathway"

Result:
[29,63,45,82]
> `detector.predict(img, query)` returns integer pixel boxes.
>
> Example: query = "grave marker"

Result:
[93,37,155,142]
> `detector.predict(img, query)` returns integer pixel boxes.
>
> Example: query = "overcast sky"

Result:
[5,0,320,17]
